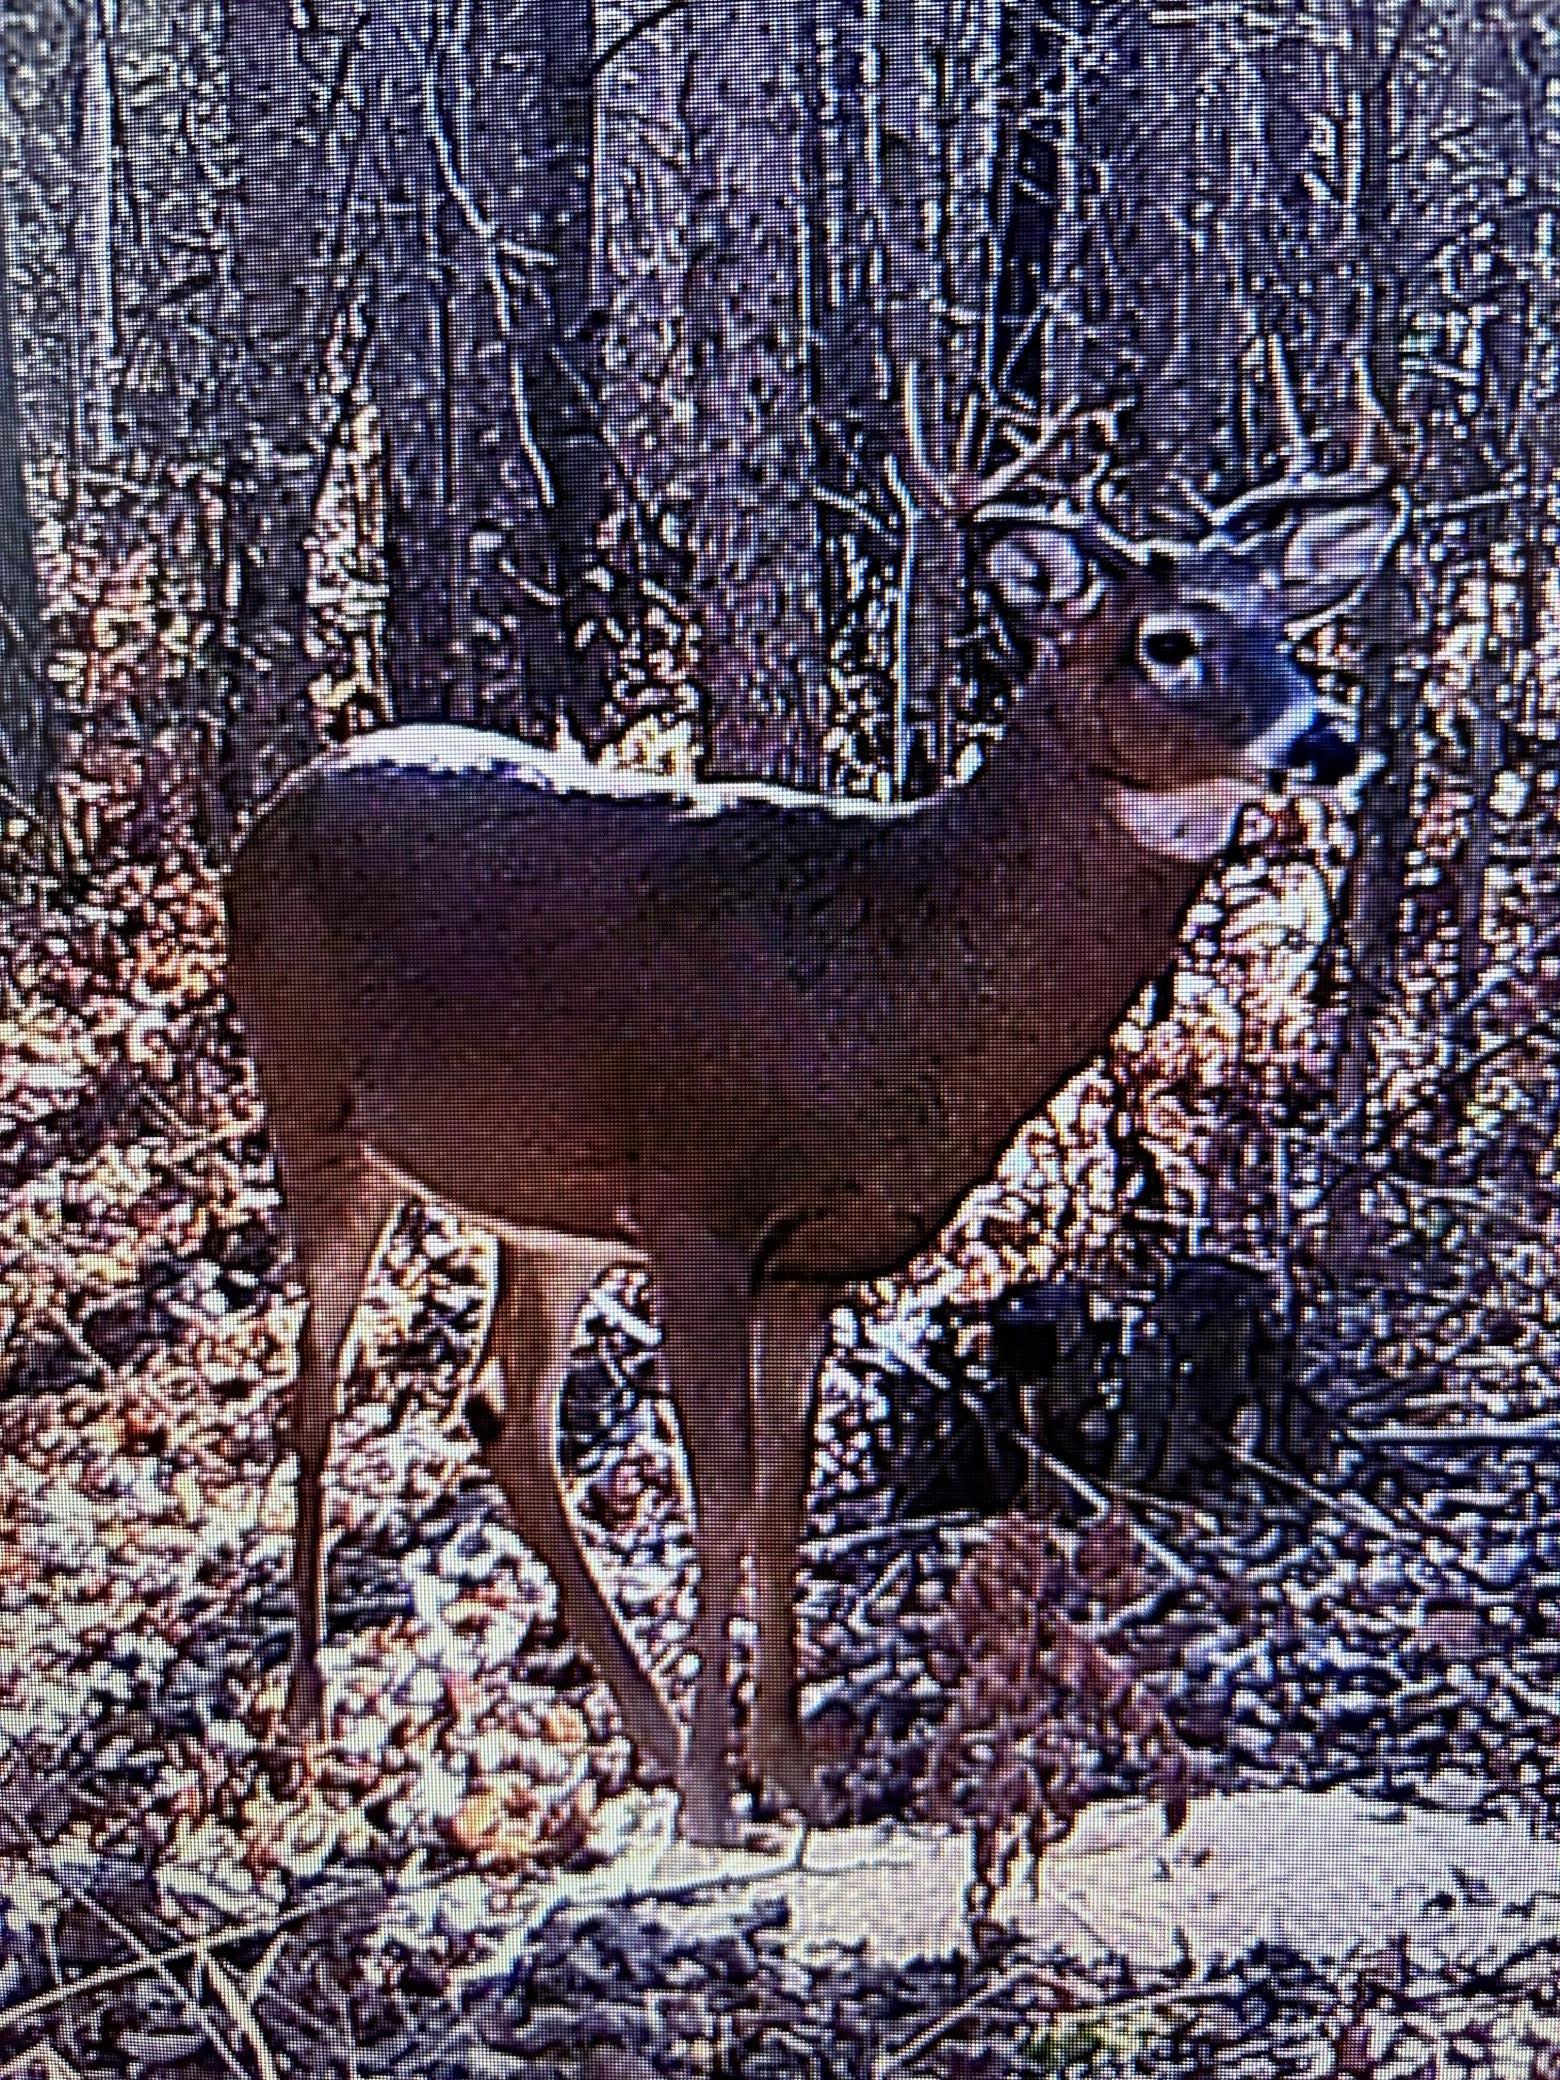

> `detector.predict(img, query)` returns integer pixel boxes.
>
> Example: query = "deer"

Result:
[223,410,1402,1848]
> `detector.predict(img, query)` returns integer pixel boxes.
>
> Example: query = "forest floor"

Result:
[4,846,1560,2077]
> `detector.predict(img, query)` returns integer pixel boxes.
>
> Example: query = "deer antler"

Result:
[897,362,1112,528]
[1197,339,1397,540]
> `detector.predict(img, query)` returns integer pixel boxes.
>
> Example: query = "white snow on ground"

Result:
[996,1786,1560,1972]
[446,1784,1560,1982]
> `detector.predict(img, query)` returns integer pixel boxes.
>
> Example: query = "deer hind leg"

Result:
[473,1241,682,1777]
[280,1161,403,1738]
[749,1278,837,1825]
[655,1236,757,1848]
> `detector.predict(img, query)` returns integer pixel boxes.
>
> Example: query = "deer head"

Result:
[984,493,1400,859]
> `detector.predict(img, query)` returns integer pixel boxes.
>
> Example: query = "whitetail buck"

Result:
[225,445,1401,1846]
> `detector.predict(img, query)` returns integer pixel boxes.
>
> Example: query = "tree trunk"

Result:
[593,0,693,579]
[870,0,1001,789]
[1331,19,1412,1263]
[221,0,344,808]
[0,202,55,814]
[75,0,117,464]
[681,0,824,784]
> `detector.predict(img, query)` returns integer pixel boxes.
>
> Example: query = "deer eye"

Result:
[1139,619,1206,669]
[1140,622,1199,670]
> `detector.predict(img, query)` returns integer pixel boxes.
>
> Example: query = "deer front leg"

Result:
[749,1278,838,1825]
[657,1237,757,1848]
[475,1242,682,1775]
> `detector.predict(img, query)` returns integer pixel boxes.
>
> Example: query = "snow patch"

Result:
[333,724,918,822]
[443,1783,1560,1982]
[335,725,641,794]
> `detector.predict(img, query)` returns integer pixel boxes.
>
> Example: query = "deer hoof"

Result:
[677,1774,746,1850]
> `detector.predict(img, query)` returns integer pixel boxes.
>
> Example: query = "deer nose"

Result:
[1279,717,1358,789]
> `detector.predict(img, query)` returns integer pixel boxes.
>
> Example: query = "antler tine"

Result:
[1200,334,1395,540]
[898,362,1102,525]
[1205,460,1393,537]
[1268,333,1316,478]
[1348,345,1399,473]
[1067,429,1208,571]
[968,406,1085,516]
[952,388,984,482]
[899,360,938,507]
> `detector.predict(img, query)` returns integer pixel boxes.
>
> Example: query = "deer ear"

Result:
[1274,500,1404,623]
[986,528,1092,632]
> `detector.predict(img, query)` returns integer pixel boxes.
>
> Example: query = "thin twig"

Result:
[0,1888,383,2035]
[1441,916,1560,1031]
[412,25,554,508]
[0,1819,252,2080]
[1036,1452,1197,1584]
[588,0,689,81]
[1219,1442,1400,1536]
[878,1965,1219,2078]
[39,1305,110,1382]
[203,1955,283,2080]
[805,1510,986,1561]
[885,452,918,801]
[1352,1421,1560,1448]
[875,1959,1042,2077]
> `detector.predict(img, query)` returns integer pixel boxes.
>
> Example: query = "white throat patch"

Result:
[1109,776,1267,862]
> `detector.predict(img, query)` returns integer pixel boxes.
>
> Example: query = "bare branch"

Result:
[410,22,556,508]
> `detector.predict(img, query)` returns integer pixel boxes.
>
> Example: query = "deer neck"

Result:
[864,709,1206,1149]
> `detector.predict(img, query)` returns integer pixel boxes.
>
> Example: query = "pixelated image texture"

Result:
[2,2,1560,2072]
